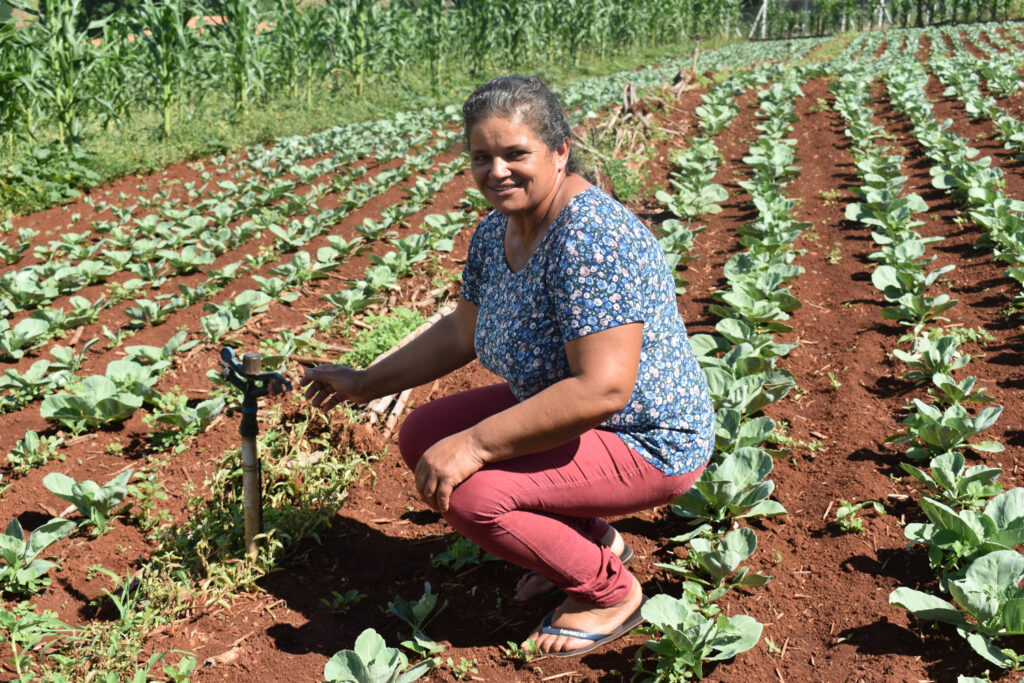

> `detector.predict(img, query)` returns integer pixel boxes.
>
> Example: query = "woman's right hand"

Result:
[299,364,371,410]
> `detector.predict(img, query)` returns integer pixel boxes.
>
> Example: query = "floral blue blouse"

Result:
[460,186,714,476]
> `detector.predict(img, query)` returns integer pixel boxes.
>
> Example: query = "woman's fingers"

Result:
[414,460,440,512]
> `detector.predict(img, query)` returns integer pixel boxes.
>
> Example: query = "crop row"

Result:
[833,41,1024,675]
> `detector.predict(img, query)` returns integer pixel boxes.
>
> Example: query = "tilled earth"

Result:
[2,29,1023,683]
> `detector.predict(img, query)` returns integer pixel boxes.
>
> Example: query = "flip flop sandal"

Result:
[537,599,647,658]
[517,545,635,601]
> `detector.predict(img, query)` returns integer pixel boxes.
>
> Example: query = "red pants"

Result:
[398,383,705,607]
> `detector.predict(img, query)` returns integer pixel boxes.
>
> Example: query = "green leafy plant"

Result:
[0,517,75,595]
[42,470,134,535]
[634,591,763,682]
[928,374,994,407]
[431,535,498,572]
[323,628,435,683]
[657,525,770,600]
[833,500,884,533]
[904,489,1024,584]
[0,318,51,360]
[388,582,447,639]
[892,334,970,384]
[891,550,1024,670]
[670,448,786,524]
[41,375,145,432]
[889,399,1003,461]
[152,396,226,435]
[900,451,1003,511]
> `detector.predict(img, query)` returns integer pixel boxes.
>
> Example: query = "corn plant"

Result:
[128,0,201,138]
[8,0,111,148]
[203,0,270,114]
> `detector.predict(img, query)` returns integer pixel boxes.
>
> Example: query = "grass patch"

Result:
[340,307,427,369]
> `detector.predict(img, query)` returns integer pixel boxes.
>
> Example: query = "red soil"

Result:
[1,57,1023,683]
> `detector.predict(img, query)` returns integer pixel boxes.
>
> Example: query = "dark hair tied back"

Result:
[462,75,579,174]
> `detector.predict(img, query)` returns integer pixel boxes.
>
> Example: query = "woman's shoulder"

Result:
[558,186,650,247]
[469,209,506,247]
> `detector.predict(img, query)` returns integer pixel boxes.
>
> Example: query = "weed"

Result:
[603,158,649,203]
[502,639,539,664]
[936,325,994,347]
[833,500,884,532]
[320,588,367,616]
[809,96,830,113]
[826,241,843,264]
[432,535,498,571]
[6,431,65,476]
[769,421,824,457]
[815,188,839,204]
[340,308,426,368]
[446,657,479,680]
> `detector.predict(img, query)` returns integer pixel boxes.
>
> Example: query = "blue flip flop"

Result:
[537,599,647,658]
[517,545,635,601]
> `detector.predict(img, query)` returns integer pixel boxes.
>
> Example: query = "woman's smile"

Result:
[468,115,568,223]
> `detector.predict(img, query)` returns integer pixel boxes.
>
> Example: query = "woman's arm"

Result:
[414,321,643,511]
[301,297,479,410]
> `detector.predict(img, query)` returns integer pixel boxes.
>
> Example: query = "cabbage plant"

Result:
[891,550,1024,670]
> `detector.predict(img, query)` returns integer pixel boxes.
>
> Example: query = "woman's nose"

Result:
[489,157,510,178]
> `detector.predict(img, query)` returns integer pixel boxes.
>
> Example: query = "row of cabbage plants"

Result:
[833,50,1023,676]
[633,61,832,681]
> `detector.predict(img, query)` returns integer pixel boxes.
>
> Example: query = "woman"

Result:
[301,75,714,657]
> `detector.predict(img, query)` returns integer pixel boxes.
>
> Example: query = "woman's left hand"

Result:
[414,430,488,513]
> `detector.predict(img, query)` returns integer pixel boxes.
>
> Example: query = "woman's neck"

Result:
[503,174,591,273]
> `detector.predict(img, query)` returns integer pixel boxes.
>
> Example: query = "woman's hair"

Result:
[462,75,579,174]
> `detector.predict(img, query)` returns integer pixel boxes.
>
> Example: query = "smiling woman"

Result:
[299,75,714,659]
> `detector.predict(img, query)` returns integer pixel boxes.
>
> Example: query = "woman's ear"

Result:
[556,136,571,171]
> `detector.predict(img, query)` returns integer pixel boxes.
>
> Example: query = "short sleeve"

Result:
[459,214,493,306]
[552,221,647,341]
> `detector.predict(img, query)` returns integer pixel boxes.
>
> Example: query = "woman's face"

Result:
[467,115,568,218]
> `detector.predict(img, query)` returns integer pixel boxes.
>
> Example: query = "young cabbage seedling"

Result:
[0,517,75,595]
[833,500,885,533]
[42,470,134,535]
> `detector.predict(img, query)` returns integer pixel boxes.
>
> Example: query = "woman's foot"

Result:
[523,575,644,655]
[513,527,628,601]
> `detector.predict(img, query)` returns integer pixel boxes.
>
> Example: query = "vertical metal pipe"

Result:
[240,352,262,560]
[241,432,261,559]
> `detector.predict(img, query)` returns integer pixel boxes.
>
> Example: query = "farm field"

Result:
[0,18,1023,683]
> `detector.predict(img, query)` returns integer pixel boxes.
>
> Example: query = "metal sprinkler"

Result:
[219,347,292,559]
